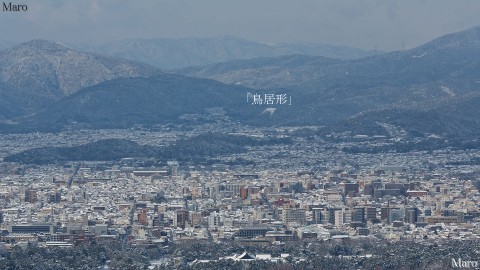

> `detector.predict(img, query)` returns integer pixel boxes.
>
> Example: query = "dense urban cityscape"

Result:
[2,1,480,269]
[0,122,478,269]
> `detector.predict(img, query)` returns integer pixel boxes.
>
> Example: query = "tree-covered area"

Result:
[342,137,480,154]
[4,133,292,165]
[0,238,477,270]
[0,241,169,270]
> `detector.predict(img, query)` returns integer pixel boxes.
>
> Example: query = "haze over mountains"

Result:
[0,41,14,51]
[179,26,480,93]
[178,54,342,89]
[81,36,380,69]
[177,26,480,139]
[1,26,480,141]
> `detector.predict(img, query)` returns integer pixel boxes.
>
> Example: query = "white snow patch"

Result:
[440,86,455,96]
[262,108,276,115]
[412,52,427,58]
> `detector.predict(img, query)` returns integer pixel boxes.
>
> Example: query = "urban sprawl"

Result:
[0,123,479,268]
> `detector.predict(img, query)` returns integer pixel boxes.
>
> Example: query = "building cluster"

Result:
[0,126,479,250]
[0,158,478,249]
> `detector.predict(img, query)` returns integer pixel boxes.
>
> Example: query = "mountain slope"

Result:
[176,26,480,128]
[0,81,30,119]
[0,40,157,119]
[0,40,15,51]
[9,74,286,132]
[178,30,480,93]
[331,93,480,138]
[3,26,480,139]
[178,54,342,89]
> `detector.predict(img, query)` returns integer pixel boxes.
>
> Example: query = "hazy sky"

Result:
[3,0,480,51]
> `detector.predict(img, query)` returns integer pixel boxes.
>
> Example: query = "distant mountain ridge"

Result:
[177,54,342,89]
[2,26,480,141]
[177,26,480,92]
[0,40,157,119]
[175,26,480,138]
[80,35,380,69]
